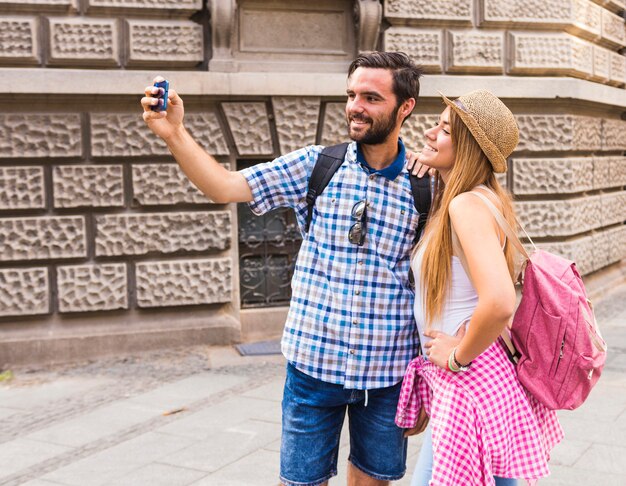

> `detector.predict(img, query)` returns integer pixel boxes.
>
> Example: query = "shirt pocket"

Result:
[372,199,419,271]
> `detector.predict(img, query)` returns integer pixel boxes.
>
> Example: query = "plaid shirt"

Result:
[240,141,420,389]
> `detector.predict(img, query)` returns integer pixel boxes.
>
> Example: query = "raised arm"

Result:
[141,77,252,203]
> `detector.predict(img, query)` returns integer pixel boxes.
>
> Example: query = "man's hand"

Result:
[403,407,429,437]
[406,150,430,178]
[141,76,185,142]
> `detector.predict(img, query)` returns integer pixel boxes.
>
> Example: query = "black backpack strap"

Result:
[409,172,432,242]
[304,143,350,233]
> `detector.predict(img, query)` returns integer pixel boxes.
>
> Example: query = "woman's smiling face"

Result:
[417,106,455,179]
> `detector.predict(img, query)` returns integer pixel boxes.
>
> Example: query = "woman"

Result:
[397,90,563,486]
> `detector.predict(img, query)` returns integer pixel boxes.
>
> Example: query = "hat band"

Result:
[454,99,469,113]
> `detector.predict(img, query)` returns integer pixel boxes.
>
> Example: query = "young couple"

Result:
[141,51,562,486]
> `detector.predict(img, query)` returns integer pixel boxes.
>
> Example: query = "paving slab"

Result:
[0,439,72,481]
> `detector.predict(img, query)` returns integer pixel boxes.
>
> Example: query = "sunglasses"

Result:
[348,199,367,246]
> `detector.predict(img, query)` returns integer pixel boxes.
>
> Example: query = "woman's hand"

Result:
[423,324,467,370]
[404,407,429,437]
[406,150,431,177]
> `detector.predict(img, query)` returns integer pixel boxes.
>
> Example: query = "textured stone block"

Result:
[95,211,231,257]
[48,17,118,65]
[509,32,593,77]
[601,9,626,47]
[90,113,228,157]
[132,163,216,205]
[87,0,201,10]
[53,165,124,208]
[609,156,626,186]
[0,267,49,317]
[602,119,626,150]
[320,102,348,147]
[592,45,611,81]
[512,157,594,195]
[536,234,595,275]
[0,167,45,209]
[384,28,443,72]
[401,114,439,151]
[384,0,472,24]
[0,0,76,8]
[607,225,626,266]
[593,156,612,189]
[515,195,603,237]
[0,216,86,261]
[222,102,273,155]
[600,191,626,226]
[136,257,231,308]
[272,97,320,154]
[447,30,504,73]
[127,20,203,65]
[609,51,626,85]
[0,16,38,64]
[0,114,82,158]
[516,115,602,151]
[57,264,128,313]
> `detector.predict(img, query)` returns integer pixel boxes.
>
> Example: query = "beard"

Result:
[346,104,400,145]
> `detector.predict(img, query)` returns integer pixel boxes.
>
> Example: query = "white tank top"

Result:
[412,185,506,356]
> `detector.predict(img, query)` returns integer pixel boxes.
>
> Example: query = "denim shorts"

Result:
[280,363,407,486]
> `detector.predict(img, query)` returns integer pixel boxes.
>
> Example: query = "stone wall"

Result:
[0,0,624,365]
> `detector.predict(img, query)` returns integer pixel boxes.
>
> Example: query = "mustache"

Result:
[348,114,373,123]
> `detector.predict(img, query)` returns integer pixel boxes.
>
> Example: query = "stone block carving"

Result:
[607,225,626,265]
[601,9,626,47]
[222,102,273,155]
[447,31,504,73]
[384,0,472,23]
[0,267,49,317]
[132,163,222,205]
[0,0,76,8]
[516,115,602,152]
[135,257,232,308]
[321,102,348,147]
[0,167,45,209]
[0,216,86,261]
[512,157,594,194]
[0,114,82,158]
[600,191,626,226]
[48,18,118,66]
[515,195,602,237]
[609,51,626,85]
[57,264,128,313]
[509,32,593,77]
[272,97,321,154]
[91,113,228,157]
[571,0,602,37]
[356,0,383,52]
[602,119,626,150]
[401,114,439,151]
[127,20,203,66]
[53,165,124,208]
[384,28,442,72]
[537,233,595,274]
[593,46,611,81]
[593,156,612,189]
[95,211,231,257]
[0,17,38,64]
[87,0,201,9]
[609,156,626,186]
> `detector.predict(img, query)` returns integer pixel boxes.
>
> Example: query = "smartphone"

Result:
[150,80,169,112]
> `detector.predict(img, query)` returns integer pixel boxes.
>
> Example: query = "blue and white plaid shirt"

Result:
[240,141,420,389]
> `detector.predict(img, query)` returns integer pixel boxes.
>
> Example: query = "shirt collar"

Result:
[355,139,406,181]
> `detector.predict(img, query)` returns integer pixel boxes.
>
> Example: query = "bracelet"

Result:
[448,349,461,372]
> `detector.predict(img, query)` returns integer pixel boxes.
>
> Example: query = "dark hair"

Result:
[348,51,424,111]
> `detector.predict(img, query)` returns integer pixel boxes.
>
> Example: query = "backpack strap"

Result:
[304,143,350,233]
[409,172,432,241]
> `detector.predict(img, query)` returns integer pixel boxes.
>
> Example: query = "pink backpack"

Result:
[462,189,608,410]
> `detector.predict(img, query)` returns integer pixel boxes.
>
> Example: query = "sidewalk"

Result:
[0,288,625,486]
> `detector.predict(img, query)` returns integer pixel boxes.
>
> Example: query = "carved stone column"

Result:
[209,0,237,71]
[355,0,382,52]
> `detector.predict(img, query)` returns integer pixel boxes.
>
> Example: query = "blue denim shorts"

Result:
[280,363,407,486]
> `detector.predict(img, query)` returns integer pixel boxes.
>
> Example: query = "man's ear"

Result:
[401,98,416,118]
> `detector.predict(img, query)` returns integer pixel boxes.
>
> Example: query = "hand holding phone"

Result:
[150,80,169,112]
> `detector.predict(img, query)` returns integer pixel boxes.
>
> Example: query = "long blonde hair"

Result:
[418,110,517,327]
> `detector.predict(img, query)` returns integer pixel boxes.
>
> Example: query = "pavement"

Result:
[0,287,625,486]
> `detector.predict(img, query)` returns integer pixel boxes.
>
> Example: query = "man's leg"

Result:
[347,383,408,485]
[280,363,347,486]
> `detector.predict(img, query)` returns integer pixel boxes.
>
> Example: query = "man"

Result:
[141,51,428,486]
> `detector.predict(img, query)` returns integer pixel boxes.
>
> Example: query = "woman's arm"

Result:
[424,192,516,368]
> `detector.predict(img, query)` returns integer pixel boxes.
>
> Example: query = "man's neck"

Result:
[359,138,401,171]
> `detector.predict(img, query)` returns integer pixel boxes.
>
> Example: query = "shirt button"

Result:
[355,290,360,295]
[349,349,355,355]
[352,319,358,325]
[401,209,405,215]
[358,260,363,265]
[369,175,375,180]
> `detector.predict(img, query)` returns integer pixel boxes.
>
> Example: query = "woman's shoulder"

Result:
[449,186,503,217]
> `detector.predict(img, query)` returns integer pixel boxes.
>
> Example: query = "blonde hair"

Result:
[418,110,517,327]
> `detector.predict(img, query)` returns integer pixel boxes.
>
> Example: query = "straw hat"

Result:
[440,90,518,173]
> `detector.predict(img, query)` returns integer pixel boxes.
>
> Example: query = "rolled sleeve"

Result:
[239,145,322,216]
